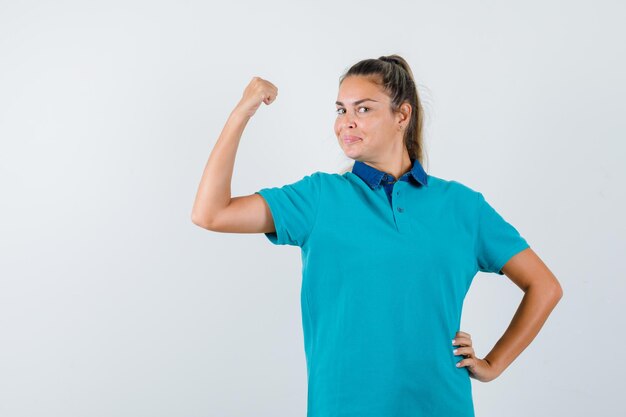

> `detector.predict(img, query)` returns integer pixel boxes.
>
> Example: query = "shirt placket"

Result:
[382,174,408,234]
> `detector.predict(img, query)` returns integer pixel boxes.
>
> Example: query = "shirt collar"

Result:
[351,157,428,189]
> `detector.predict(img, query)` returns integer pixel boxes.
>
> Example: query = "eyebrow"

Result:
[335,98,378,106]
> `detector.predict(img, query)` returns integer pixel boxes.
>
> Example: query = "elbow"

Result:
[540,270,564,303]
[528,280,563,304]
[191,211,213,230]
[547,281,564,304]
[554,283,564,301]
[551,274,564,301]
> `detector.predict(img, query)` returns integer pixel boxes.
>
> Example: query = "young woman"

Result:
[191,55,563,417]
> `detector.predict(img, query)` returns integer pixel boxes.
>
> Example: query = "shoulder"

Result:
[425,174,481,199]
[272,170,353,192]
[309,170,356,187]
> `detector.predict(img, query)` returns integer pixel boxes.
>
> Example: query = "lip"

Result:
[343,135,362,144]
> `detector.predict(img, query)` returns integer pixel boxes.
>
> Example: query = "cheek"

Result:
[334,121,342,136]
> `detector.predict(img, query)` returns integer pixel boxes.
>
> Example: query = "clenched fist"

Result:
[233,76,278,118]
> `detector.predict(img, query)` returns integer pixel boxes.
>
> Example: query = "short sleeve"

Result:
[475,192,530,275]
[254,171,322,247]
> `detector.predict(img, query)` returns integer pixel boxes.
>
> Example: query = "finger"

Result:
[452,337,472,347]
[456,357,476,368]
[455,331,472,338]
[454,351,475,361]
[453,347,474,357]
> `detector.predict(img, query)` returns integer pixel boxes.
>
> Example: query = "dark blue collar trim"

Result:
[351,157,428,189]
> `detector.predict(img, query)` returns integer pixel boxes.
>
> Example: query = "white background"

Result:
[1,0,623,416]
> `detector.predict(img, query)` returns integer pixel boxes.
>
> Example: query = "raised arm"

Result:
[191,77,278,233]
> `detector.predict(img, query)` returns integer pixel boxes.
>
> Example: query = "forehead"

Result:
[336,76,386,102]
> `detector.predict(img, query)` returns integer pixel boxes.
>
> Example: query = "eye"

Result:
[335,106,369,115]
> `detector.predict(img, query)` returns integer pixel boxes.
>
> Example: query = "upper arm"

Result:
[501,247,564,297]
[474,191,531,275]
[253,172,322,246]
[200,171,322,246]
[204,193,276,234]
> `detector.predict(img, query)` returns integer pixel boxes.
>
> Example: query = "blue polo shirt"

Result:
[255,158,530,417]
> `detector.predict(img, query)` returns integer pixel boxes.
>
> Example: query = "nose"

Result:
[344,113,356,129]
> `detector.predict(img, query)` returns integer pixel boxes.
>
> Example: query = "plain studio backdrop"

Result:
[0,0,623,416]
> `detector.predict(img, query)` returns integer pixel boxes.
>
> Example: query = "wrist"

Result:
[483,355,504,376]
[230,107,251,121]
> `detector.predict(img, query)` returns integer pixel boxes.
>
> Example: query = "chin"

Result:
[343,151,361,160]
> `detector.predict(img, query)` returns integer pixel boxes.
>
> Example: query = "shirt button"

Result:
[397,207,404,212]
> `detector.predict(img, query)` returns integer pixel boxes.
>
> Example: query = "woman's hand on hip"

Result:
[453,330,499,383]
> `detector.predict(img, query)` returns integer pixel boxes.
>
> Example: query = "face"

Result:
[334,75,408,161]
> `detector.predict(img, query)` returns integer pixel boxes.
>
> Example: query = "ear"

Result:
[397,102,412,124]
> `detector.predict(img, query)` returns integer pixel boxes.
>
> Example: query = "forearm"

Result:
[484,284,562,376]
[191,109,250,227]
